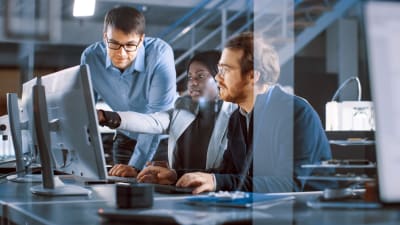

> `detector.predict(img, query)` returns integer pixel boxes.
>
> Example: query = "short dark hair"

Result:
[103,6,145,35]
[224,32,280,85]
[187,50,221,78]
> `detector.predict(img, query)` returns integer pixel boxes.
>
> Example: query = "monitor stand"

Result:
[7,174,42,183]
[30,176,90,196]
[6,93,42,183]
[30,77,90,196]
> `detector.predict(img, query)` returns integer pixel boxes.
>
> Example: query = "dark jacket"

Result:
[214,86,332,192]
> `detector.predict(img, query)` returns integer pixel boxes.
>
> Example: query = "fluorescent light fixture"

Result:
[73,0,96,17]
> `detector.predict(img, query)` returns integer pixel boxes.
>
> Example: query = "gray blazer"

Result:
[118,98,237,169]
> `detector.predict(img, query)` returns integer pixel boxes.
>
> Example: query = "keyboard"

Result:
[152,184,194,194]
[107,175,137,183]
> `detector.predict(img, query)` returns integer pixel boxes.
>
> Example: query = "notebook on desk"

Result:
[365,1,400,204]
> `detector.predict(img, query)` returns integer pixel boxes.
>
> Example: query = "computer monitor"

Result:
[364,1,400,203]
[7,93,26,175]
[6,93,41,183]
[23,64,107,196]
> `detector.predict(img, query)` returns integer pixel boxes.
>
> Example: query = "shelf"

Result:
[297,176,375,182]
[0,158,16,167]
[329,140,375,146]
[301,164,376,169]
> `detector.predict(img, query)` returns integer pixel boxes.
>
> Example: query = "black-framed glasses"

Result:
[106,38,141,52]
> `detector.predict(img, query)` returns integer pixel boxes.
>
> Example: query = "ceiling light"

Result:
[73,0,96,17]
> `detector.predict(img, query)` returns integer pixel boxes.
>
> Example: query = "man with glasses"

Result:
[138,32,332,194]
[81,6,176,177]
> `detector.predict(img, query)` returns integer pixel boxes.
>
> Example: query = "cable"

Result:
[331,76,362,102]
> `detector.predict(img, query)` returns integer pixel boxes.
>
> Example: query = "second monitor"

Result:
[23,65,107,195]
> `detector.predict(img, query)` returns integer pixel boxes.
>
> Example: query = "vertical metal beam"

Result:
[18,42,35,83]
[221,8,227,48]
[190,26,196,57]
[49,0,62,42]
[281,0,288,38]
[326,18,359,100]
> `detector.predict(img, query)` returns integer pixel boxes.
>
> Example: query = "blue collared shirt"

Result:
[81,37,177,169]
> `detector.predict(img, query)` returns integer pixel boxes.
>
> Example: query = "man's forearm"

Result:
[213,173,253,192]
[175,169,208,179]
[128,134,160,170]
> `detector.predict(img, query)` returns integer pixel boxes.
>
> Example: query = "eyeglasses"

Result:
[217,65,240,78]
[217,65,229,78]
[106,38,141,52]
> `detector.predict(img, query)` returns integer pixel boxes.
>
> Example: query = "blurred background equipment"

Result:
[326,76,374,131]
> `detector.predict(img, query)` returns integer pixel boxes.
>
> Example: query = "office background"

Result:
[1,1,398,224]
[0,0,370,128]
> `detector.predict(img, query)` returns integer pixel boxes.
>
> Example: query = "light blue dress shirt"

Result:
[81,37,177,169]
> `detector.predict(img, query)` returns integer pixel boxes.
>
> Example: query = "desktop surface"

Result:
[1,180,400,225]
[0,176,107,203]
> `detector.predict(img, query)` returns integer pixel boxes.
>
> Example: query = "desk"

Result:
[0,178,109,225]
[1,181,400,225]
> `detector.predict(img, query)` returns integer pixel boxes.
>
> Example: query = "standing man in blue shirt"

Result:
[81,6,176,177]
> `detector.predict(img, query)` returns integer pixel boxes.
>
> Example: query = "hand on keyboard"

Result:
[137,166,177,185]
[108,164,138,177]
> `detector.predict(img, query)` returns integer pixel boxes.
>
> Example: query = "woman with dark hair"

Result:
[99,50,237,179]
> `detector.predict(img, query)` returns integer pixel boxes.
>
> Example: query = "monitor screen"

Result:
[22,65,107,181]
[365,1,400,203]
